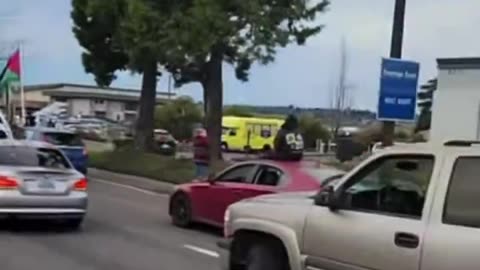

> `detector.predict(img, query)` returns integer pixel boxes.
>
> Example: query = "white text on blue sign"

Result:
[383,69,417,80]
[384,97,412,105]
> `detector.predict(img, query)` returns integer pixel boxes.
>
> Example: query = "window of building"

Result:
[94,111,106,118]
[54,97,67,102]
[444,157,480,228]
[94,99,105,104]
[125,102,138,111]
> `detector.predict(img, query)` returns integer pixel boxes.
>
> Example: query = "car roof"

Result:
[25,127,76,134]
[232,159,340,172]
[0,139,58,149]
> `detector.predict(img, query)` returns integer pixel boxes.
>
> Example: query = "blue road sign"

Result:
[377,58,420,122]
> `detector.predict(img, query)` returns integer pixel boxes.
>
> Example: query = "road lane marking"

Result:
[92,178,168,197]
[183,244,219,258]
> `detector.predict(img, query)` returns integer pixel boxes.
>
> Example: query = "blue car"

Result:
[24,128,88,175]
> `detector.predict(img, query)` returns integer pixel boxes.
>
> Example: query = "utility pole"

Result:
[381,0,406,146]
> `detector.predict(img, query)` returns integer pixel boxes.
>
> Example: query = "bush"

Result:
[411,133,427,143]
[298,114,331,149]
[155,96,203,141]
[353,124,382,146]
[113,138,134,149]
[223,105,254,117]
[78,130,108,142]
[89,149,230,184]
[395,130,410,141]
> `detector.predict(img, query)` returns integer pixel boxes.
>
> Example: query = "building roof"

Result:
[24,83,174,103]
[437,57,480,70]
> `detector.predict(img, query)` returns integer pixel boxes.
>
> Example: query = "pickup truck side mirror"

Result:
[314,186,339,211]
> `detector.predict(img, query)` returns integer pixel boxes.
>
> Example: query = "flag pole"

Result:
[19,43,25,126]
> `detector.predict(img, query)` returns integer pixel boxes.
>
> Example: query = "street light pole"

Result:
[382,0,406,146]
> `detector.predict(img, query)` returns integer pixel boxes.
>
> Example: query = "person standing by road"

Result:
[272,114,304,161]
[192,128,210,178]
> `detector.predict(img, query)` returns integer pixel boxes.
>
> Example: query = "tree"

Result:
[415,78,437,132]
[71,0,171,151]
[330,38,353,137]
[298,114,331,149]
[223,105,254,117]
[155,96,203,141]
[167,0,331,162]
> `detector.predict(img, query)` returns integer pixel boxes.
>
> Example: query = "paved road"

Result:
[0,179,221,270]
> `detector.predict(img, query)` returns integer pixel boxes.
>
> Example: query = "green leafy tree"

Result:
[71,0,173,151]
[416,78,437,132]
[167,0,331,161]
[223,105,254,117]
[72,0,331,161]
[298,114,331,149]
[71,0,129,87]
[155,96,203,141]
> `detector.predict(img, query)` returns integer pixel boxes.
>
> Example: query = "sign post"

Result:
[377,58,420,122]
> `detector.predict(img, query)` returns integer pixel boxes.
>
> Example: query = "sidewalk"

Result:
[88,168,176,195]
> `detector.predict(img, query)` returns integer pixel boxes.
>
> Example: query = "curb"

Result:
[88,168,176,195]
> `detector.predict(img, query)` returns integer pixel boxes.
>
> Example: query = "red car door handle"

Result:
[232,190,243,194]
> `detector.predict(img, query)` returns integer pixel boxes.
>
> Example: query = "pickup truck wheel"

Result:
[246,243,288,270]
[170,193,192,228]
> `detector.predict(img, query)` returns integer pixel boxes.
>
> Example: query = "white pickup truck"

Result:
[218,140,480,270]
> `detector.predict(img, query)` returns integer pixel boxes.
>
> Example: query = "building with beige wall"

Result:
[431,58,480,143]
[2,83,174,122]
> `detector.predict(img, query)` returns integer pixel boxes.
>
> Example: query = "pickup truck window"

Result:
[444,157,480,228]
[342,155,434,218]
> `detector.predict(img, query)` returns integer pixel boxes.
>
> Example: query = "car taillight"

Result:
[74,178,88,191]
[0,176,18,189]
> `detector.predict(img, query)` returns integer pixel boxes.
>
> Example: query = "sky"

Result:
[1,0,480,110]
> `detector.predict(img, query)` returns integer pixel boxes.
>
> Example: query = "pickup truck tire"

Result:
[246,242,288,270]
[170,193,192,228]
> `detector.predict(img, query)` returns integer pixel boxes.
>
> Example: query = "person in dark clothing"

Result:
[25,112,36,127]
[192,128,210,178]
[271,114,304,161]
[47,119,55,128]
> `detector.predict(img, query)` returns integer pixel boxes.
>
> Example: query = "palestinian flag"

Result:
[0,49,21,89]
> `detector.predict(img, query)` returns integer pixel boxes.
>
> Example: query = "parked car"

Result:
[154,129,177,155]
[371,141,411,153]
[24,127,88,175]
[218,140,480,270]
[0,140,87,229]
[168,160,344,228]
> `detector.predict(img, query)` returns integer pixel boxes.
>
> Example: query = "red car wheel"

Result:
[170,193,193,228]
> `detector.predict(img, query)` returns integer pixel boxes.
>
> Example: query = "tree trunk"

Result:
[203,89,208,117]
[134,60,158,151]
[203,88,208,127]
[202,47,223,165]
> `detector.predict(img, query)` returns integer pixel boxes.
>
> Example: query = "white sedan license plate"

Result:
[37,179,55,190]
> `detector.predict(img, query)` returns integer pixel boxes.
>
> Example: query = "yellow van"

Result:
[221,116,284,152]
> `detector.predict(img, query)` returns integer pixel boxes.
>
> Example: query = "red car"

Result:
[168,159,344,228]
